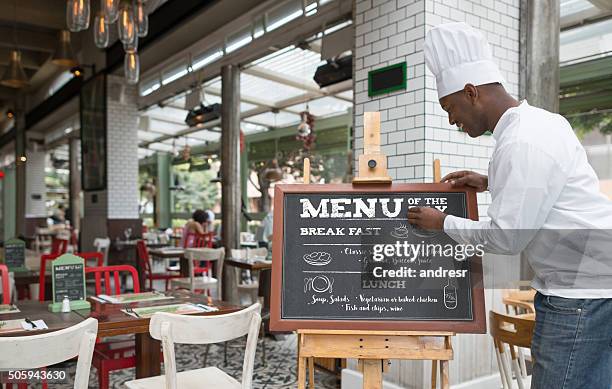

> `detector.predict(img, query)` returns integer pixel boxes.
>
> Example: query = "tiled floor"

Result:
[52,334,340,388]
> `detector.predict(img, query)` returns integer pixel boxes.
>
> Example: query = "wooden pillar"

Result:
[69,137,81,233]
[221,64,241,303]
[14,105,26,237]
[155,152,171,229]
[519,0,560,280]
[519,0,560,112]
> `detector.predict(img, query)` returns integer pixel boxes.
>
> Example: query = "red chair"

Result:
[85,265,140,389]
[38,253,102,301]
[0,264,10,304]
[50,237,68,254]
[183,232,215,275]
[38,253,62,302]
[75,252,104,267]
[136,240,181,291]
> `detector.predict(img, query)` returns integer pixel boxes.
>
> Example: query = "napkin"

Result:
[21,319,48,331]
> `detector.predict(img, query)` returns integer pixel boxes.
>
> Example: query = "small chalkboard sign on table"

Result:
[49,254,90,312]
[3,238,27,272]
[270,112,485,389]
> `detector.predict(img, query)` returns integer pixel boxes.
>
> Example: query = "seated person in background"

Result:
[180,209,209,247]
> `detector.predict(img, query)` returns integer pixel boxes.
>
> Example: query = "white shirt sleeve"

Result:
[444,141,568,255]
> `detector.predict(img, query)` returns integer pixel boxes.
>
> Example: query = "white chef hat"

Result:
[424,22,505,99]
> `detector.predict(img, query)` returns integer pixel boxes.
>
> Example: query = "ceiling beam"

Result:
[561,8,612,30]
[0,26,57,53]
[587,0,612,10]
[0,0,66,30]
[139,78,351,147]
[242,65,353,103]
[138,0,352,109]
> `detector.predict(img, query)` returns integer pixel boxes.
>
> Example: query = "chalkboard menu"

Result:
[270,183,485,333]
[51,255,86,303]
[3,238,25,270]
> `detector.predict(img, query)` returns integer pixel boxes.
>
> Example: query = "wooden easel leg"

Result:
[308,357,315,389]
[362,359,383,389]
[431,360,438,389]
[298,357,307,389]
[440,360,449,389]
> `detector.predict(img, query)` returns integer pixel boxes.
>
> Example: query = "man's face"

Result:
[439,86,488,137]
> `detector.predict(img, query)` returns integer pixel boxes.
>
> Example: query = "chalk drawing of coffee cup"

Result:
[303,252,331,266]
[390,224,410,239]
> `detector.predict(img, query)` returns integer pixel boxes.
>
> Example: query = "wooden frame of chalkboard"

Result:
[270,183,485,333]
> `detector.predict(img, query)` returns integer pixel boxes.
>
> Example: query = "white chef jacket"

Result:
[444,100,612,298]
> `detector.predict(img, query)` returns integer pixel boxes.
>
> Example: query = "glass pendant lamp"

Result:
[135,1,148,37]
[118,1,136,46]
[66,0,90,31]
[124,52,140,85]
[93,12,109,48]
[101,0,119,24]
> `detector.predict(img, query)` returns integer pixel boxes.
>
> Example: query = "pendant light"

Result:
[1,50,29,88]
[118,1,136,46]
[93,11,109,48]
[123,32,138,53]
[66,0,90,32]
[135,0,148,37]
[101,0,119,24]
[124,51,140,85]
[52,30,78,67]
[1,0,28,88]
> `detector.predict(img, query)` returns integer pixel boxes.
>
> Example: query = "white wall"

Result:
[106,75,140,220]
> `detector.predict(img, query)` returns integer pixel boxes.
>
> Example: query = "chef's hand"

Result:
[441,170,488,192]
[407,207,447,231]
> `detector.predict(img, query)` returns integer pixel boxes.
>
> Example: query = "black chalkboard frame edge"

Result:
[269,183,486,334]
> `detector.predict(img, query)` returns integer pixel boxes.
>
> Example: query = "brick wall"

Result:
[354,0,427,183]
[425,0,520,219]
[106,75,140,220]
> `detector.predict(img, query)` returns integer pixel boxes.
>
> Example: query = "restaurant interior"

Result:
[0,0,611,388]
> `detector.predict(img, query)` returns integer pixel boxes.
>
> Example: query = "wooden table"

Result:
[0,293,242,380]
[0,300,85,337]
[77,290,242,378]
[224,258,272,271]
[148,247,185,259]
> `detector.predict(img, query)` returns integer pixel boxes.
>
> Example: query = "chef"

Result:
[408,22,612,388]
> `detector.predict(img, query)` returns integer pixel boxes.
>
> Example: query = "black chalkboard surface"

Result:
[270,183,485,333]
[3,239,25,270]
[52,261,86,303]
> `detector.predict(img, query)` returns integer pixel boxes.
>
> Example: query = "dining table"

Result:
[0,291,243,379]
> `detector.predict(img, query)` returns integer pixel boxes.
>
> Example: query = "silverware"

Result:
[125,307,140,318]
[24,317,37,328]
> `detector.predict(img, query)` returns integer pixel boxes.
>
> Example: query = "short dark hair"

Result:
[192,209,208,224]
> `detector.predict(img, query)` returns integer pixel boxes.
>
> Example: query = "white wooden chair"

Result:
[489,311,535,389]
[170,247,225,298]
[125,303,262,389]
[236,247,268,305]
[0,318,98,389]
[93,237,111,266]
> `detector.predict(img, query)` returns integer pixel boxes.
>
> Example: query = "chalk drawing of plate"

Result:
[390,224,411,239]
[303,252,331,266]
[311,275,333,293]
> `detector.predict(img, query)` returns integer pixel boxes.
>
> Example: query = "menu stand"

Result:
[295,113,454,389]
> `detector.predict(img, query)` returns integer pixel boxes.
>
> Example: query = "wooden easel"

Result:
[296,113,454,389]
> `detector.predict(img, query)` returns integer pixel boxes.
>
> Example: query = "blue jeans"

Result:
[531,292,612,389]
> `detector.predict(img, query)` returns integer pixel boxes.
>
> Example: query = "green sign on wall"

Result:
[368,62,407,97]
